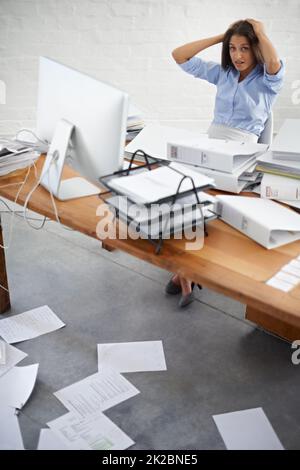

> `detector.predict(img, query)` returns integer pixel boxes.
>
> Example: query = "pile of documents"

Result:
[271,119,300,161]
[105,161,216,240]
[107,162,215,204]
[124,124,266,193]
[167,137,267,193]
[126,103,144,141]
[106,192,216,239]
[256,120,300,209]
[0,138,40,176]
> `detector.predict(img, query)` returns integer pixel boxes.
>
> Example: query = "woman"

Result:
[168,19,285,308]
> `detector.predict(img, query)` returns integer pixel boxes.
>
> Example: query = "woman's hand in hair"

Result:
[245,18,266,37]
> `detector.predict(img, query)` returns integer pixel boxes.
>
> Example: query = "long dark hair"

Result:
[222,20,264,70]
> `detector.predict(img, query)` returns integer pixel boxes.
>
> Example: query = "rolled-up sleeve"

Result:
[179,56,221,85]
[262,59,285,94]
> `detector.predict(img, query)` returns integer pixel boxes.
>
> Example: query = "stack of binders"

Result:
[257,119,300,209]
[271,119,300,161]
[167,137,268,193]
[0,139,40,176]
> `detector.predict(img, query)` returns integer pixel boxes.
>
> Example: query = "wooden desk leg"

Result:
[102,242,115,252]
[0,217,10,314]
[246,306,300,342]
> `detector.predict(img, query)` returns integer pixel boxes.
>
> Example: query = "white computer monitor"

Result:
[36,56,129,200]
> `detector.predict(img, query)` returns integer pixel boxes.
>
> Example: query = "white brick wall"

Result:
[0,0,299,135]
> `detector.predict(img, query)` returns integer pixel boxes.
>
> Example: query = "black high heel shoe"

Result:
[178,283,202,308]
[165,278,182,295]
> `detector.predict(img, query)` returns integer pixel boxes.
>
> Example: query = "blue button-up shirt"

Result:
[179,57,285,137]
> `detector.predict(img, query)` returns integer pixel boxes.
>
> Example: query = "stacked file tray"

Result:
[99,150,217,254]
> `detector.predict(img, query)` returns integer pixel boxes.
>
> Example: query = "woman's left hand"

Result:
[246,18,266,36]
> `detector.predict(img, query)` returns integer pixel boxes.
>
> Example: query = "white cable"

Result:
[22,152,72,231]
[0,163,33,250]
[15,128,49,147]
[23,154,56,229]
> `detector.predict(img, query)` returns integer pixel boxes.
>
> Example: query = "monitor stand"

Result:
[40,119,101,201]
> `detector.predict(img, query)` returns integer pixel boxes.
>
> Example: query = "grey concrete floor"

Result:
[1,201,300,450]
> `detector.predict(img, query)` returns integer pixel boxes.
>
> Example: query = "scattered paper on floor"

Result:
[37,429,70,450]
[213,407,284,450]
[0,364,39,409]
[47,410,134,450]
[97,340,167,373]
[0,305,65,343]
[0,405,24,450]
[54,368,139,418]
[0,340,27,378]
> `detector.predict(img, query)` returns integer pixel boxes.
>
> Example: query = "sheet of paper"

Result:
[213,407,284,450]
[282,263,300,278]
[0,364,39,409]
[266,276,293,292]
[290,259,300,270]
[125,123,207,160]
[0,340,27,378]
[48,411,134,450]
[54,369,139,418]
[0,405,25,450]
[98,340,167,373]
[0,305,65,344]
[276,271,300,286]
[37,429,70,450]
[0,339,6,364]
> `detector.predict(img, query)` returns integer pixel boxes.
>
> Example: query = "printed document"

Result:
[0,405,24,450]
[37,429,70,450]
[125,123,207,160]
[0,305,65,343]
[0,364,39,409]
[97,340,167,373]
[213,407,284,450]
[0,340,27,378]
[108,162,214,204]
[54,368,139,418]
[48,411,134,450]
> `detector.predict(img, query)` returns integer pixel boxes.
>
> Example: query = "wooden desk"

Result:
[1,157,300,341]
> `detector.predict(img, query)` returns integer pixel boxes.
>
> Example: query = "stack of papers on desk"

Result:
[126,103,144,142]
[257,151,300,179]
[125,123,206,161]
[216,195,300,249]
[0,139,40,176]
[107,192,215,238]
[107,162,215,204]
[191,161,261,193]
[271,119,300,161]
[167,138,267,173]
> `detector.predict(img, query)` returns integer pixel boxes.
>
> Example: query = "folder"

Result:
[261,173,300,201]
[125,123,208,161]
[216,195,300,249]
[190,161,258,193]
[107,162,215,204]
[257,151,300,179]
[271,119,300,161]
[167,139,267,173]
